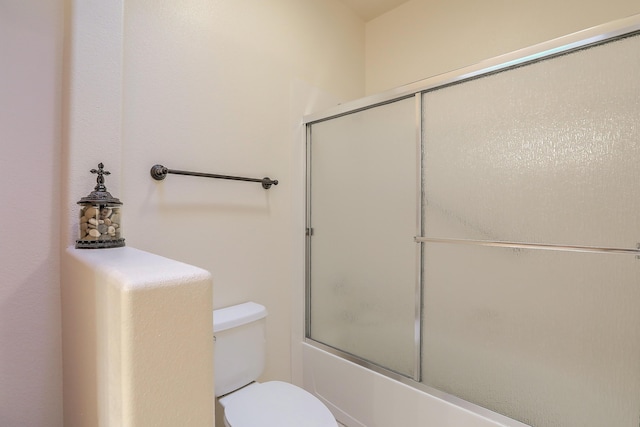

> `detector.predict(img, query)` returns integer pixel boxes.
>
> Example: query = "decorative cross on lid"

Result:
[77,162,122,205]
[91,162,111,192]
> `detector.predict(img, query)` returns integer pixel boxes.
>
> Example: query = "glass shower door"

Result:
[305,20,640,427]
[420,33,640,426]
[307,97,418,377]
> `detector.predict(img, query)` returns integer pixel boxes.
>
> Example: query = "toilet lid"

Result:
[224,381,337,427]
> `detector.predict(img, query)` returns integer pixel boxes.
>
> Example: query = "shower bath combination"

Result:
[303,14,640,427]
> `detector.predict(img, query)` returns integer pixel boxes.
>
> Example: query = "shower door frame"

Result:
[304,92,424,384]
[303,12,640,423]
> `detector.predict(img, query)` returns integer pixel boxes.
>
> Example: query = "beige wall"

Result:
[63,0,364,402]
[62,247,213,427]
[63,0,124,246]
[0,0,362,424]
[365,0,640,94]
[0,1,64,426]
[117,0,364,387]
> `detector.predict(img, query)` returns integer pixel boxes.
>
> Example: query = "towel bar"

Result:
[150,164,278,189]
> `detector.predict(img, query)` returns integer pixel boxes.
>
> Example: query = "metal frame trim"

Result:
[413,93,423,382]
[302,13,640,126]
[415,237,640,256]
[304,124,313,337]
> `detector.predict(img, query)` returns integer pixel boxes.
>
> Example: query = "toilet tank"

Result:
[213,302,268,397]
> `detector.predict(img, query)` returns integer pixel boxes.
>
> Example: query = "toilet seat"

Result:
[222,381,337,427]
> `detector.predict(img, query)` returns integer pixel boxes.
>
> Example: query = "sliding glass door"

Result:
[306,23,640,427]
[307,97,418,377]
[419,33,640,425]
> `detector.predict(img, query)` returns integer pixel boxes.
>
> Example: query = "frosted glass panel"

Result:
[422,34,640,249]
[306,27,640,427]
[421,242,640,426]
[308,98,416,376]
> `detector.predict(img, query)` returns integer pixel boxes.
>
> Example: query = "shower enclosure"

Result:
[304,15,640,427]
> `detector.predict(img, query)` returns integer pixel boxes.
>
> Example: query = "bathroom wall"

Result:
[62,0,365,393]
[0,1,64,426]
[365,0,640,94]
[63,0,124,246]
[57,1,363,425]
[62,247,213,427]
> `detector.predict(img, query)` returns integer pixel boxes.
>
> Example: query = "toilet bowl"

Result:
[219,381,337,427]
[213,302,337,427]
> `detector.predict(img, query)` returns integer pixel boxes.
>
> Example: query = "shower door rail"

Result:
[414,237,640,256]
[303,16,640,126]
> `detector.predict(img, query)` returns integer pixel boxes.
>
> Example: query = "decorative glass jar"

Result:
[76,163,125,249]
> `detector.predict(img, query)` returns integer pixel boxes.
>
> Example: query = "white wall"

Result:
[0,1,63,426]
[365,0,640,94]
[0,0,363,424]
[59,0,364,424]
[62,0,124,247]
[117,0,365,388]
[62,247,213,427]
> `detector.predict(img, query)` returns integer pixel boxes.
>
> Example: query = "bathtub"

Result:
[301,341,530,427]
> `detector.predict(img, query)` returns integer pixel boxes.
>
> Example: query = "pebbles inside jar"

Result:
[79,205,122,241]
[76,202,124,248]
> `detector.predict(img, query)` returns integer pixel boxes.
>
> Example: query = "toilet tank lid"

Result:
[213,302,268,332]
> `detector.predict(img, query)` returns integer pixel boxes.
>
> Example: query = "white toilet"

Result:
[213,302,338,427]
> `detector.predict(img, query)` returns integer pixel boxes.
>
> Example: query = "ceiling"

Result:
[338,0,410,22]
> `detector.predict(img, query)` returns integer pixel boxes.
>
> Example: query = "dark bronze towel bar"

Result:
[150,164,278,189]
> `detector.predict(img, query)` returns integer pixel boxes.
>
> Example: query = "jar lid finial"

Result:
[91,162,111,192]
[77,162,122,205]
